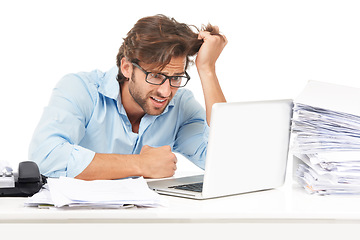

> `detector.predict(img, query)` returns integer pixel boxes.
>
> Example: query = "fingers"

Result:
[196,26,227,71]
[139,145,177,178]
[198,26,227,43]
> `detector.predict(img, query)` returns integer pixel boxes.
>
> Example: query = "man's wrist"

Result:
[197,65,216,75]
[197,67,217,82]
[126,154,144,177]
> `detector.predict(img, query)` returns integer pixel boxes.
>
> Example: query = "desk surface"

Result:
[3,163,360,240]
[3,183,360,240]
[2,155,360,224]
[2,183,360,223]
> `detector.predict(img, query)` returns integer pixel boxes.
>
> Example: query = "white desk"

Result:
[1,183,360,240]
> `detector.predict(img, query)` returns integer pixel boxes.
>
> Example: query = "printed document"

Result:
[25,176,163,208]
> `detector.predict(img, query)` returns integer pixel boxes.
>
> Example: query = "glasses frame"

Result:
[132,62,190,88]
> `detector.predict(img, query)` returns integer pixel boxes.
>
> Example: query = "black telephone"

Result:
[0,161,45,197]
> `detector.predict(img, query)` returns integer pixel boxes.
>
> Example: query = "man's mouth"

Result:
[150,96,166,103]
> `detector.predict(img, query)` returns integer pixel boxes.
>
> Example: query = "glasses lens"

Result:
[170,76,188,87]
[146,73,166,84]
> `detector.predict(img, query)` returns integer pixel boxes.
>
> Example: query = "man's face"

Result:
[127,57,186,116]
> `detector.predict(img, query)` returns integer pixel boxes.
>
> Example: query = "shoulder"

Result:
[54,67,119,102]
[55,70,101,99]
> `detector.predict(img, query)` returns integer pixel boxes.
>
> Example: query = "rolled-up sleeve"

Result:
[28,74,97,177]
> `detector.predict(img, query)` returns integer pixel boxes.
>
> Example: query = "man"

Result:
[29,15,227,180]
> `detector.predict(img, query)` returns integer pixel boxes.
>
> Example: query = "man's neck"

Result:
[120,83,145,133]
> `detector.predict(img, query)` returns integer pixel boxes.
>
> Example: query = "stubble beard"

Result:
[128,76,171,116]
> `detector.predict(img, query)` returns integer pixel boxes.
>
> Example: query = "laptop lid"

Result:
[148,99,293,199]
[201,99,293,198]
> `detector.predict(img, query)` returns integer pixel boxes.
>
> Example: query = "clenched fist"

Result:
[138,145,177,178]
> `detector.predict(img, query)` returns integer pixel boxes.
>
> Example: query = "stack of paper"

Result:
[292,104,360,153]
[25,176,164,208]
[292,80,360,195]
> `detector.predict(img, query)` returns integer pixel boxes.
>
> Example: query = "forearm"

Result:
[198,69,226,125]
[75,145,177,180]
[75,153,142,180]
[195,26,227,125]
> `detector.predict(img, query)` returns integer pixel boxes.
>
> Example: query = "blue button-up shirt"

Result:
[28,66,209,178]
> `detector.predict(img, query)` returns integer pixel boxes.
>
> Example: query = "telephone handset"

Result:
[0,161,45,197]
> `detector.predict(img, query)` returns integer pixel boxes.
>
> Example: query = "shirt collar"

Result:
[98,66,120,100]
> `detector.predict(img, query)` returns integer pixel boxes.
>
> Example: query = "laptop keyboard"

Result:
[169,182,203,192]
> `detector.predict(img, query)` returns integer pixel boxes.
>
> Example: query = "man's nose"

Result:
[157,79,172,97]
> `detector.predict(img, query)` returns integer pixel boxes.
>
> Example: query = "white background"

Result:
[1,0,360,168]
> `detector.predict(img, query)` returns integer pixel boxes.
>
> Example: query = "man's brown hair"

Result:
[116,14,220,84]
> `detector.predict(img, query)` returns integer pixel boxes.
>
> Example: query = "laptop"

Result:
[147,99,293,199]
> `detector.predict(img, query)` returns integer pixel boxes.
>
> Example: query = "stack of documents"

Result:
[25,176,164,208]
[292,104,360,154]
[292,80,360,195]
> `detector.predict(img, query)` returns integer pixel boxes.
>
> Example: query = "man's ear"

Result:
[120,57,133,79]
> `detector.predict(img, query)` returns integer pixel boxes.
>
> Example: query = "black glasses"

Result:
[132,62,190,88]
